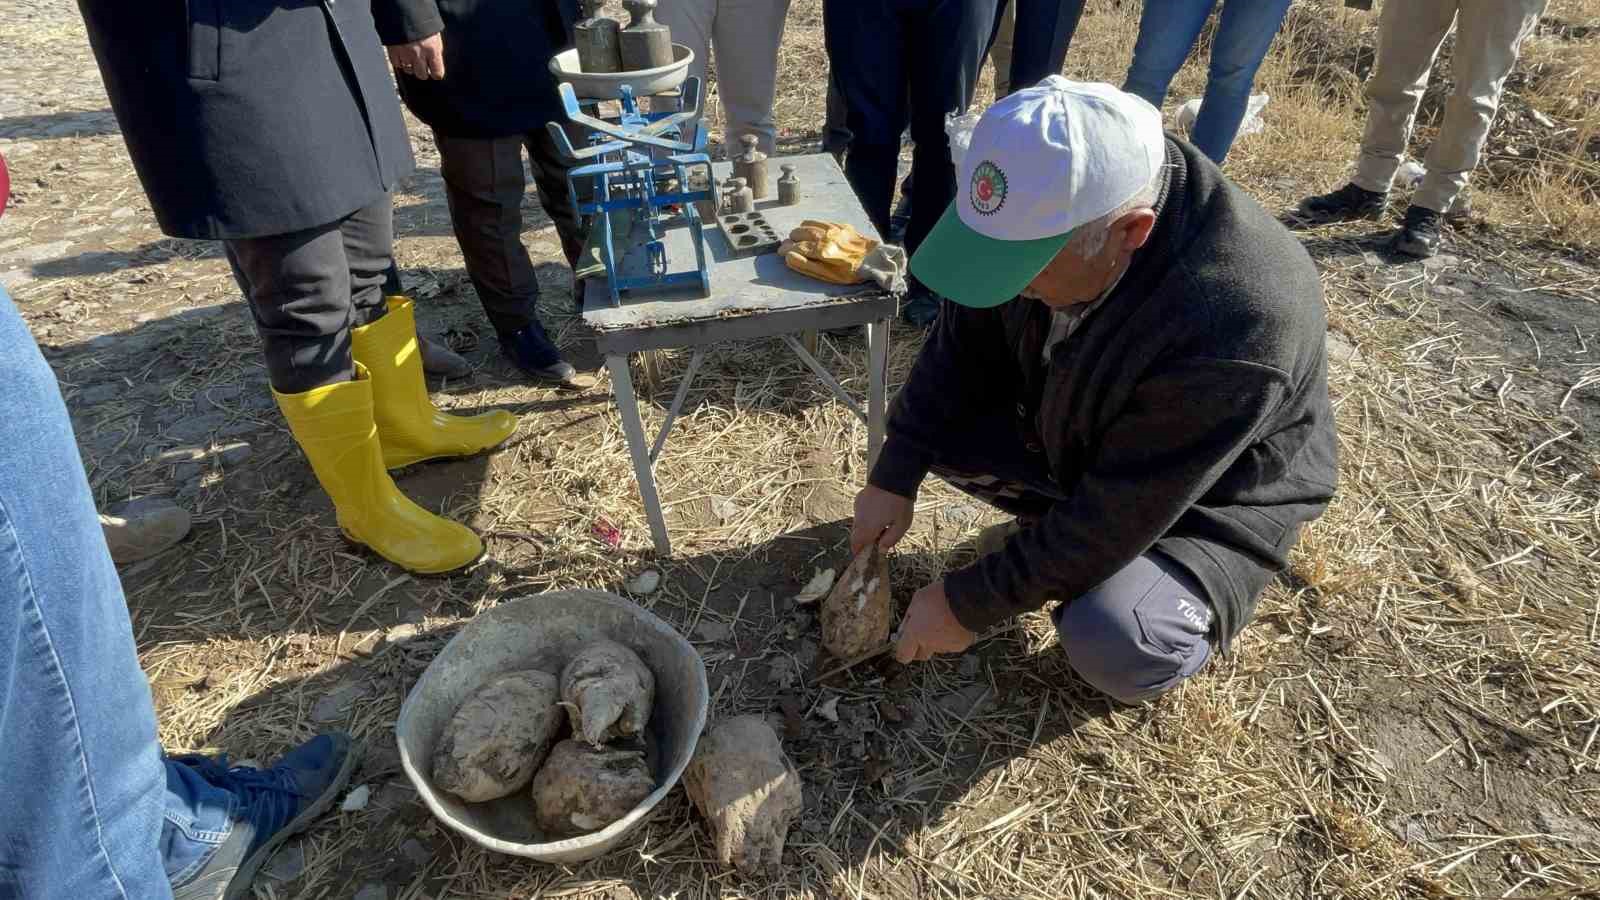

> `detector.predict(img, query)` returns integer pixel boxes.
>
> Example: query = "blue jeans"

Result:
[0,287,235,899]
[1122,0,1292,164]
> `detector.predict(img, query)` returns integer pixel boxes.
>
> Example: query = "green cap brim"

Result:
[909,203,1070,308]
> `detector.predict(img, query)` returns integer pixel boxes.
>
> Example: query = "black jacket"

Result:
[78,0,424,240]
[871,137,1338,647]
[375,0,579,139]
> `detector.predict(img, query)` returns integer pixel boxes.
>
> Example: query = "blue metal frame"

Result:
[548,79,714,307]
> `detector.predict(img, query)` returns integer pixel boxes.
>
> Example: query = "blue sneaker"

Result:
[170,733,358,900]
[499,323,579,387]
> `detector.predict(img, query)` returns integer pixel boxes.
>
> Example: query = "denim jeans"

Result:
[0,286,235,899]
[1122,0,1292,164]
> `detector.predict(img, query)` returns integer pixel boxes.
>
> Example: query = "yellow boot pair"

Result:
[273,298,517,574]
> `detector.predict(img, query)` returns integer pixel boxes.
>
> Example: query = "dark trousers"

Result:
[435,128,585,339]
[822,0,998,253]
[223,198,392,394]
[993,0,1087,96]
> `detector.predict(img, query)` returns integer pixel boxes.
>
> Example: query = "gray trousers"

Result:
[656,0,792,155]
[934,461,1216,704]
[223,198,392,394]
[435,128,584,340]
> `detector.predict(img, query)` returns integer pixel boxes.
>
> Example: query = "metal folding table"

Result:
[581,152,897,556]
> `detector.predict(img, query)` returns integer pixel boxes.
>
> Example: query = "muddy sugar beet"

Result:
[684,716,803,872]
[561,639,656,746]
[530,739,656,837]
[820,543,893,659]
[431,670,563,803]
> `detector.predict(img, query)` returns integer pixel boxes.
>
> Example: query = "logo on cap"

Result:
[970,160,1007,216]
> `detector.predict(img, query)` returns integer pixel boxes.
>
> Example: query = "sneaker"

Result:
[901,281,942,328]
[1390,205,1443,259]
[1292,182,1387,226]
[170,733,358,900]
[499,323,580,387]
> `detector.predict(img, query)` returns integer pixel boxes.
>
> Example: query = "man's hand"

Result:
[850,485,914,555]
[387,33,446,80]
[893,580,975,663]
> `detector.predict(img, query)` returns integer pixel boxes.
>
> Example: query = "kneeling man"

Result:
[852,78,1337,703]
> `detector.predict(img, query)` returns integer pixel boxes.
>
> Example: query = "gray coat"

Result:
[77,0,431,240]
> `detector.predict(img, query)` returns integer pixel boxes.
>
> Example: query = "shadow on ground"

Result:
[181,519,1119,897]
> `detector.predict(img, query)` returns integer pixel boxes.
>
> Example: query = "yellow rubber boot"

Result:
[274,366,483,574]
[351,296,518,470]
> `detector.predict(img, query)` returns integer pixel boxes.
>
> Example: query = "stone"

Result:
[260,841,306,882]
[384,623,420,644]
[625,569,661,596]
[311,680,371,724]
[341,784,371,812]
[1420,253,1461,272]
[214,441,252,468]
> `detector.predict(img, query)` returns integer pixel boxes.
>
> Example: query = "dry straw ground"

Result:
[2,0,1600,897]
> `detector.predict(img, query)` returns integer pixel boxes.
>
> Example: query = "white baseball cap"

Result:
[911,77,1166,308]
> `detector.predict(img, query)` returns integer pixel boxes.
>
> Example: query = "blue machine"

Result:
[547,78,715,307]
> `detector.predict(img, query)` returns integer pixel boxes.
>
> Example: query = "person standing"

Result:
[76,0,518,575]
[1121,0,1294,165]
[989,0,1087,100]
[1294,0,1548,258]
[378,0,590,386]
[657,0,793,157]
[0,281,356,900]
[823,0,1001,327]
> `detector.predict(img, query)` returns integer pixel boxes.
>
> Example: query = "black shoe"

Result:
[1292,182,1387,226]
[1390,205,1443,259]
[901,282,942,328]
[170,734,358,900]
[499,323,578,386]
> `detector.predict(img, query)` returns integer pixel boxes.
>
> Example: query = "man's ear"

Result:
[1113,209,1158,253]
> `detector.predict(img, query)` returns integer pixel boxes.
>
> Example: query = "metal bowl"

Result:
[548,44,695,100]
[394,590,708,864]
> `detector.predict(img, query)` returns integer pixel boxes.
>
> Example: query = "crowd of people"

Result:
[0,0,1550,896]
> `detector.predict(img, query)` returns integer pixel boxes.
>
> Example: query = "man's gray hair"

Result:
[1063,173,1162,258]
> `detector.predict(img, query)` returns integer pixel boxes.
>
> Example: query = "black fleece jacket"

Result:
[870,137,1338,648]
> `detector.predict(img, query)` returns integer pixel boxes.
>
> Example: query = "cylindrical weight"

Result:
[621,0,674,71]
[576,0,623,74]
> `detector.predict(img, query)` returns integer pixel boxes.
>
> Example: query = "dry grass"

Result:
[4,0,1600,897]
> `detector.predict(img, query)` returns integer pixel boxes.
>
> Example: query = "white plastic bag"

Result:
[1175,93,1270,137]
[945,109,984,169]
[1396,160,1426,189]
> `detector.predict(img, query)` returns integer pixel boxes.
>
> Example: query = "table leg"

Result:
[606,353,672,556]
[866,317,890,470]
[801,329,820,358]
